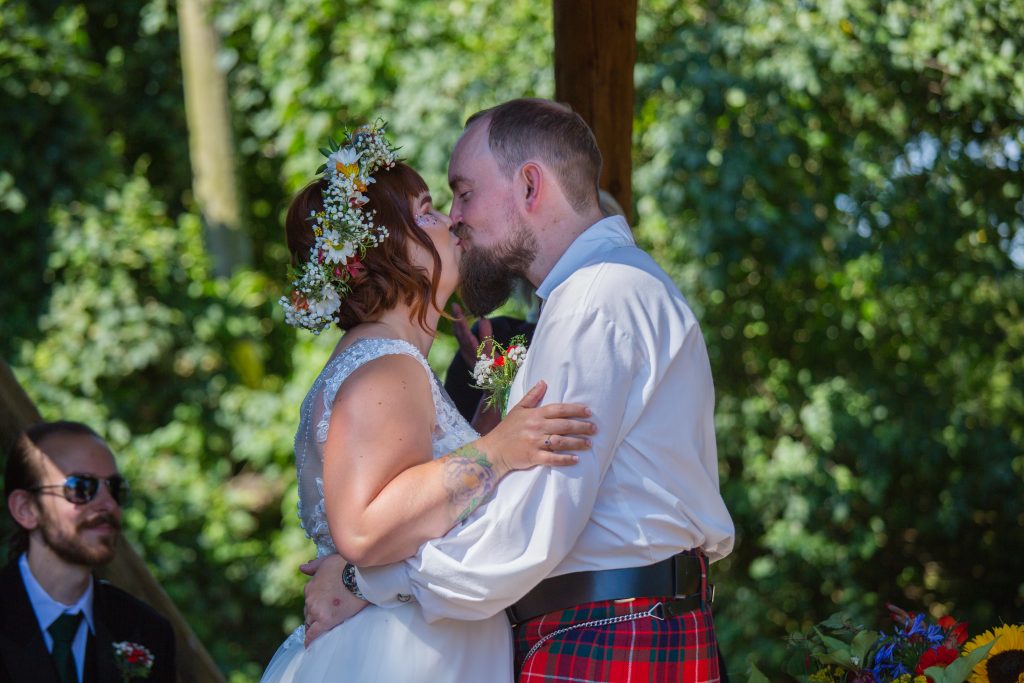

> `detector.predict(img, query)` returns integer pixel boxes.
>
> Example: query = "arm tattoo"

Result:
[443,444,498,523]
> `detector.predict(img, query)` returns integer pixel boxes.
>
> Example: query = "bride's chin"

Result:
[435,285,457,309]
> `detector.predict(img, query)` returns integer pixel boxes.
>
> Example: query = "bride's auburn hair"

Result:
[285,162,445,331]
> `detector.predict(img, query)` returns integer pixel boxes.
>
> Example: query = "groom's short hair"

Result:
[466,99,602,214]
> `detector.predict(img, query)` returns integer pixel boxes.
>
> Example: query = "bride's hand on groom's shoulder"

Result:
[300,554,366,647]
[479,380,596,475]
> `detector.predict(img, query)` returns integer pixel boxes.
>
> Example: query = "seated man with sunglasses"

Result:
[1,421,176,683]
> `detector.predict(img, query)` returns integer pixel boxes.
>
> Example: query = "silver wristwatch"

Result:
[342,562,366,601]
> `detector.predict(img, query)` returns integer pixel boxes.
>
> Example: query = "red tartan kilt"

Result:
[514,596,720,683]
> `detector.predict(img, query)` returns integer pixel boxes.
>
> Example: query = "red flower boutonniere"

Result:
[112,641,154,682]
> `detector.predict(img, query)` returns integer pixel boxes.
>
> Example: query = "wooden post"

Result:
[0,359,226,683]
[553,0,638,223]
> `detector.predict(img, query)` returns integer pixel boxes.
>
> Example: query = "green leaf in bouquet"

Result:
[851,630,879,665]
[746,662,771,683]
[815,629,854,655]
[783,649,817,678]
[820,612,855,630]
[814,651,852,668]
[925,637,997,683]
[318,147,332,158]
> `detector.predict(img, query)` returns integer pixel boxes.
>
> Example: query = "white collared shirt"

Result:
[19,553,95,682]
[357,215,735,621]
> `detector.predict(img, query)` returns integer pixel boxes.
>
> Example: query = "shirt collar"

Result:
[535,215,634,301]
[18,552,96,634]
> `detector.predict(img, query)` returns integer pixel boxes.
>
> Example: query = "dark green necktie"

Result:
[48,612,83,683]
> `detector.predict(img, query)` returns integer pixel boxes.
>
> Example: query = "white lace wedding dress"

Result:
[260,338,513,683]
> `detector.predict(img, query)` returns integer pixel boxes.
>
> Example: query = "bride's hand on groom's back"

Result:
[300,554,365,647]
[479,380,596,475]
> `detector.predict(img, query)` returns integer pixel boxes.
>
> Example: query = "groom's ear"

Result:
[520,162,543,212]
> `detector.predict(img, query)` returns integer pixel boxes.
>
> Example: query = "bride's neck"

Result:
[364,305,439,357]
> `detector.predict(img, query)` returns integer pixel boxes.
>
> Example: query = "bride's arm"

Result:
[322,354,593,568]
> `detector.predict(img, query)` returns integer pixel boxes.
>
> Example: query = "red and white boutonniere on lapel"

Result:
[471,334,528,417]
[112,641,155,681]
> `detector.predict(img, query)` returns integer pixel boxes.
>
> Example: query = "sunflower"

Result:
[964,624,1024,683]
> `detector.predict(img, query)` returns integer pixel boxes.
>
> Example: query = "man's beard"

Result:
[39,509,121,567]
[458,209,538,316]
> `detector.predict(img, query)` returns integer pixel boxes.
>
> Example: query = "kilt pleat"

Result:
[514,597,720,683]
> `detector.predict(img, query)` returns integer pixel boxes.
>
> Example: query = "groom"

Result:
[305,98,735,681]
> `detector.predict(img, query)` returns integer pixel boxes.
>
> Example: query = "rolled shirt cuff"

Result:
[353,563,415,608]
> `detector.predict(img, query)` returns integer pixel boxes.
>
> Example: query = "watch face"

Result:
[343,563,357,588]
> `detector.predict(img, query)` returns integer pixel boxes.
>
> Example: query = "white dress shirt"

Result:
[19,553,95,682]
[357,215,735,622]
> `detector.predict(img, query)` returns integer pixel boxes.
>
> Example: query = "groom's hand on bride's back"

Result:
[479,380,596,474]
[300,555,366,646]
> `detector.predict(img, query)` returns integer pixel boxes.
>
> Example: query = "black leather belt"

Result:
[506,551,712,626]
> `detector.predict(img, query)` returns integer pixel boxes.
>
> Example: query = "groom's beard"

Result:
[458,210,537,316]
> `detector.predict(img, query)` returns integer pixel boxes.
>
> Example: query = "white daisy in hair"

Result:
[328,146,361,179]
[321,230,355,263]
[310,288,341,318]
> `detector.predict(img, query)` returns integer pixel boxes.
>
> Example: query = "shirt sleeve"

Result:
[355,305,645,622]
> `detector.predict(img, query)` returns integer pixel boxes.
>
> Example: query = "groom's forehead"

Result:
[449,123,493,186]
[452,122,489,163]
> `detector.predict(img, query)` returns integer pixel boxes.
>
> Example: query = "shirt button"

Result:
[397,593,412,603]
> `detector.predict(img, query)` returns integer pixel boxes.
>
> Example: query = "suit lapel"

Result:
[0,562,60,683]
[90,583,119,683]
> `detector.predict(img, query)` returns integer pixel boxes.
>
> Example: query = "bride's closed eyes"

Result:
[415,212,440,228]
[414,194,443,227]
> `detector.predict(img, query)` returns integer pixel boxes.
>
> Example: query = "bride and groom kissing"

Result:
[262,98,735,682]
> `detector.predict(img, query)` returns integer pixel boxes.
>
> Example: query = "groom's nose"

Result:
[448,201,463,225]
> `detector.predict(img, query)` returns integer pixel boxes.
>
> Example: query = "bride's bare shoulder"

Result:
[331,351,433,424]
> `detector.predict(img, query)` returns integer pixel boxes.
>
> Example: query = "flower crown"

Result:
[280,121,399,333]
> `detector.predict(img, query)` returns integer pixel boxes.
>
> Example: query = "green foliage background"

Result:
[1,0,1021,680]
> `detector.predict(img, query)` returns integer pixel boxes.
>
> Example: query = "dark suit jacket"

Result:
[0,561,176,683]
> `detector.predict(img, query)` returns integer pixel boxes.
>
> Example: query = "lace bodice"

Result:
[294,337,478,557]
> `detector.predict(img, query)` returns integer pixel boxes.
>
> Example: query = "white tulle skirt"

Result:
[260,602,513,683]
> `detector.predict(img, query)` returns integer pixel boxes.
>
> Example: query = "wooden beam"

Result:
[0,361,41,454]
[0,359,226,683]
[553,0,638,223]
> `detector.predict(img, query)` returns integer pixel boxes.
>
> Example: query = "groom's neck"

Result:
[525,206,605,287]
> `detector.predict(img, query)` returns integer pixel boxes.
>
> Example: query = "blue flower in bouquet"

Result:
[871,613,948,681]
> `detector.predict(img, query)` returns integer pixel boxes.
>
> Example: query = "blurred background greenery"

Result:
[1,0,1021,680]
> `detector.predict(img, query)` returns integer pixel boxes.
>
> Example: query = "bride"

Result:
[260,123,595,682]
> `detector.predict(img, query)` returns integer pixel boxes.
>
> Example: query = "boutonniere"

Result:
[112,641,154,682]
[471,334,528,417]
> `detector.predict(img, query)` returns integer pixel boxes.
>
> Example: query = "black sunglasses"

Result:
[30,474,130,506]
